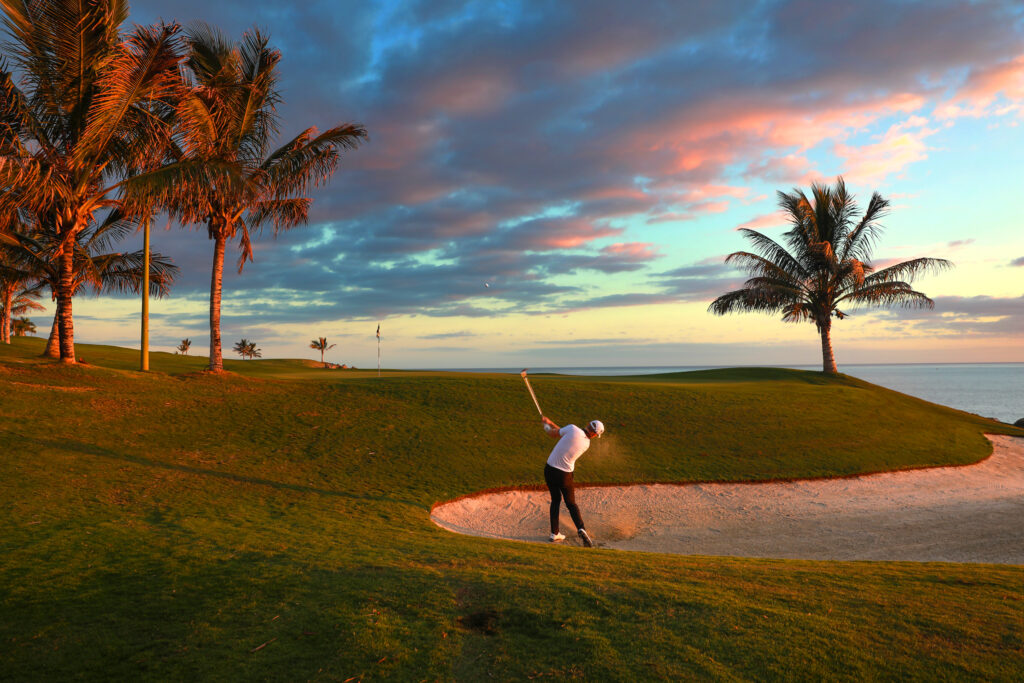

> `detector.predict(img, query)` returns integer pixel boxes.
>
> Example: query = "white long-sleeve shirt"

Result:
[546,424,590,472]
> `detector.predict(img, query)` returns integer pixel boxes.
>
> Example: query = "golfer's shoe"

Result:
[549,532,566,542]
[577,529,594,548]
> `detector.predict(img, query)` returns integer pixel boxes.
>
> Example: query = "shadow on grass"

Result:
[34,438,419,507]
[1,557,460,681]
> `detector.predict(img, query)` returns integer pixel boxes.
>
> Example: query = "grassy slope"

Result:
[1,336,1022,681]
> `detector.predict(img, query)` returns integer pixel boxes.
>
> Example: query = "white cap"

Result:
[588,420,605,437]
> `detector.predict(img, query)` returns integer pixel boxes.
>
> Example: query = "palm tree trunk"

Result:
[1,285,12,344]
[209,232,226,372]
[57,246,76,364]
[820,321,837,374]
[43,316,60,357]
[321,349,325,367]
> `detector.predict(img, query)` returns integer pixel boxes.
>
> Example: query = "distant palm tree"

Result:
[12,316,35,336]
[310,337,336,367]
[144,24,366,373]
[709,178,952,373]
[0,213,43,343]
[177,338,192,355]
[233,338,261,360]
[0,3,182,363]
[0,283,43,343]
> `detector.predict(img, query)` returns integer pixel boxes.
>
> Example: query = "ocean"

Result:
[435,363,1024,425]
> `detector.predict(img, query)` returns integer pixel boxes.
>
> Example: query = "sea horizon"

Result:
[426,362,1024,426]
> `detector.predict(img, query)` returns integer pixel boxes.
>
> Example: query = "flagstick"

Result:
[377,329,381,377]
[140,217,149,371]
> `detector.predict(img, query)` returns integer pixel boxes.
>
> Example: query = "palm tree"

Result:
[0,208,41,343]
[0,1,182,363]
[310,336,335,367]
[13,214,178,358]
[0,230,42,342]
[233,338,261,360]
[177,338,191,355]
[709,178,952,373]
[143,24,366,373]
[0,282,42,342]
[11,315,34,335]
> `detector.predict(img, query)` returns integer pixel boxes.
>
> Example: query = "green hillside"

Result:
[2,337,1022,680]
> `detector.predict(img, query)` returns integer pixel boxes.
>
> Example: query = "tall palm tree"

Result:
[12,212,178,357]
[0,1,182,363]
[310,336,335,367]
[142,24,366,373]
[709,178,952,373]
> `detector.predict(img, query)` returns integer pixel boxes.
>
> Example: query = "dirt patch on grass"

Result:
[432,435,1024,564]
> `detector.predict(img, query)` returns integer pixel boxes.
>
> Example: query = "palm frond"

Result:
[733,228,809,280]
[840,191,889,262]
[708,286,790,316]
[842,281,935,309]
[87,249,179,297]
[75,21,182,170]
[863,257,953,285]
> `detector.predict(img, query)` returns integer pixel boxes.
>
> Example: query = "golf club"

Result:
[520,369,543,416]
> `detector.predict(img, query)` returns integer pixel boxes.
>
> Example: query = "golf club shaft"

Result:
[521,371,543,416]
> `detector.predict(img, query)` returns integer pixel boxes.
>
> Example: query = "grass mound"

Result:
[1,337,1022,680]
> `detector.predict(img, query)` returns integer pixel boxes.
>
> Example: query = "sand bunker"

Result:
[431,435,1024,564]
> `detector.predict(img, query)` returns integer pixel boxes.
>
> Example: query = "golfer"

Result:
[541,415,605,547]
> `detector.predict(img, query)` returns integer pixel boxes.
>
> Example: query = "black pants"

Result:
[544,464,585,534]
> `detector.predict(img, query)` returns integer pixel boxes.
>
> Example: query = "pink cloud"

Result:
[610,90,928,184]
[579,186,649,202]
[936,55,1024,119]
[646,199,730,224]
[833,120,937,183]
[742,153,815,184]
[511,219,623,250]
[423,70,516,115]
[735,212,786,231]
[600,242,661,260]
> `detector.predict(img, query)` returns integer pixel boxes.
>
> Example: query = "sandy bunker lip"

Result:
[431,435,1024,564]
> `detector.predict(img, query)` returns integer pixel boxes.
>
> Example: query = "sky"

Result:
[35,0,1024,368]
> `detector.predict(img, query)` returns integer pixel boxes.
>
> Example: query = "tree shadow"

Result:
[32,437,419,507]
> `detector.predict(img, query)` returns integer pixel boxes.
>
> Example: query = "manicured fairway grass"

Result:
[2,337,1023,680]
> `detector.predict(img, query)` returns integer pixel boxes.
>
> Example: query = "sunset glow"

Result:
[53,0,1023,368]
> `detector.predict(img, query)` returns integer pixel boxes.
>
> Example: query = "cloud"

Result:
[1010,257,1024,267]
[74,0,1024,343]
[872,295,1024,337]
[833,120,938,183]
[937,55,1024,119]
[735,212,787,232]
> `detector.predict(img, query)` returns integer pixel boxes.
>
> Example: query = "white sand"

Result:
[431,435,1024,564]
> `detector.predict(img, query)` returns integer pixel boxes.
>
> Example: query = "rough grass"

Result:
[1,337,1022,681]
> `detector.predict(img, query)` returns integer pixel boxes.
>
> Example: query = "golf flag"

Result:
[376,323,380,339]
